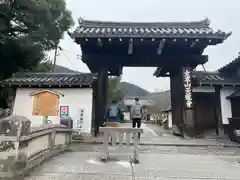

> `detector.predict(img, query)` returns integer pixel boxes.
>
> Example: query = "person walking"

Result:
[131,97,143,138]
[105,100,123,127]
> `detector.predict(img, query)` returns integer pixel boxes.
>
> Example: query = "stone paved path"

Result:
[124,123,239,147]
[25,123,240,179]
[26,150,240,179]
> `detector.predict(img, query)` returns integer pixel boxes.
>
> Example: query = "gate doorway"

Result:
[70,18,230,136]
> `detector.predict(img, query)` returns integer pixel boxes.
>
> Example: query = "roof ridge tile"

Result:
[79,18,211,29]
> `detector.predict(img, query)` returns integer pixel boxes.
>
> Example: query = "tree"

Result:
[0,0,74,108]
[0,0,74,79]
[30,59,52,72]
[108,76,125,103]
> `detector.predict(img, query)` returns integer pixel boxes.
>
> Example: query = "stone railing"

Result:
[99,127,143,164]
[152,119,162,125]
[0,115,73,179]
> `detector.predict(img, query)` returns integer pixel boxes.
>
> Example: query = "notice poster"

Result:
[60,106,69,118]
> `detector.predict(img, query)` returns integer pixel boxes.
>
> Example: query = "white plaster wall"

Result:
[220,87,236,125]
[168,111,172,128]
[192,86,215,93]
[13,88,93,134]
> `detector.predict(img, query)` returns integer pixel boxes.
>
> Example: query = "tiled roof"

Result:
[227,90,240,99]
[218,54,240,72]
[72,18,231,39]
[0,73,97,87]
[193,71,240,86]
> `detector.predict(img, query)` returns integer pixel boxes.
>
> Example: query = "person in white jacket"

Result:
[131,97,143,128]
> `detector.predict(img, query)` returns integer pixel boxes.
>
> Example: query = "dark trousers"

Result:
[132,118,141,138]
[132,118,141,128]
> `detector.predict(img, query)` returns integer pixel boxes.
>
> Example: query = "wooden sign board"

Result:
[183,67,193,109]
[32,91,59,116]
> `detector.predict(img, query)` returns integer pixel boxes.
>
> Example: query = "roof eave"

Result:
[199,81,240,86]
[72,33,231,39]
[0,84,93,88]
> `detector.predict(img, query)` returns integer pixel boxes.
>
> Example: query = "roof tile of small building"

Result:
[218,54,240,72]
[72,18,231,39]
[227,90,240,99]
[193,71,240,86]
[0,73,97,87]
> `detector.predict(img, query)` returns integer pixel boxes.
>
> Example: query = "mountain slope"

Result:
[150,90,171,111]
[119,81,150,97]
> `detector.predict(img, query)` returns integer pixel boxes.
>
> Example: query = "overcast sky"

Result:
[49,0,240,92]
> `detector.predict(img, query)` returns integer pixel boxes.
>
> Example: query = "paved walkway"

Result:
[25,123,240,179]
[26,148,240,179]
[81,123,240,147]
[142,124,240,147]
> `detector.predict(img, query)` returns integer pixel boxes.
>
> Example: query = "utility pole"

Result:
[52,44,58,72]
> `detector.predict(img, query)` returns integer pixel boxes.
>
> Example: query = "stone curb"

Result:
[72,141,240,148]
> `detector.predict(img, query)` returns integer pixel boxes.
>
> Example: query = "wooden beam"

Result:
[157,39,166,55]
[154,68,170,77]
[128,39,133,54]
[108,66,123,76]
[83,54,208,67]
[190,39,199,48]
[97,38,103,47]
[153,67,162,76]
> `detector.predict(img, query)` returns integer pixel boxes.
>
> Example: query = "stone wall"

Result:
[0,116,73,179]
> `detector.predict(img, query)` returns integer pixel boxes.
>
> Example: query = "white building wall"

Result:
[192,86,215,93]
[220,87,236,125]
[193,86,237,125]
[168,111,172,128]
[13,88,93,134]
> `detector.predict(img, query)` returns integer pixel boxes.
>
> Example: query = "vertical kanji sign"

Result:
[60,106,69,118]
[183,68,193,108]
[77,108,84,131]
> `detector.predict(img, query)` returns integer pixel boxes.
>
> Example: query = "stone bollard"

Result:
[0,115,31,136]
[60,117,73,129]
[0,116,31,179]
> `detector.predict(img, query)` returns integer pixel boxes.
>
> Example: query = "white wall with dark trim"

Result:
[13,88,93,134]
[220,87,236,125]
[192,85,238,126]
[167,111,172,128]
[192,86,215,93]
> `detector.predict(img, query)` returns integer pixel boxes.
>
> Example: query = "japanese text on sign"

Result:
[77,108,84,131]
[183,69,192,108]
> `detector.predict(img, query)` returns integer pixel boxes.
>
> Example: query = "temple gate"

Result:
[70,18,230,136]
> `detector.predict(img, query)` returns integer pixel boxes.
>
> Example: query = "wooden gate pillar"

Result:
[91,80,97,135]
[182,67,195,136]
[170,68,185,137]
[102,69,108,114]
[215,87,224,137]
[170,67,195,137]
[95,66,108,135]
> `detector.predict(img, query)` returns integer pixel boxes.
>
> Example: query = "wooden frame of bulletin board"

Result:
[31,90,63,116]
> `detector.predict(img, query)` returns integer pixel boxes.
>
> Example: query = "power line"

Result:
[59,48,76,71]
[60,47,82,59]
